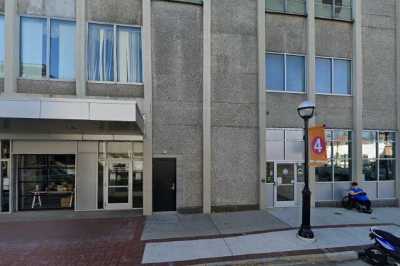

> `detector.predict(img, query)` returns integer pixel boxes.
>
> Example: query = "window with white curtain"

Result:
[20,17,76,80]
[0,16,4,78]
[88,23,143,83]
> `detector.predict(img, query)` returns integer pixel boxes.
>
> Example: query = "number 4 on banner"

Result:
[309,125,328,167]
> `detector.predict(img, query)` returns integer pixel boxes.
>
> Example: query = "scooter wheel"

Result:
[365,246,388,266]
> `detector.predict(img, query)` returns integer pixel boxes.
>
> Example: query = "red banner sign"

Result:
[309,125,328,166]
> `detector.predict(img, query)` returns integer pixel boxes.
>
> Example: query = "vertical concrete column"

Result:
[202,0,212,214]
[306,0,317,207]
[4,0,17,95]
[257,0,267,209]
[143,0,153,216]
[395,0,400,205]
[76,0,87,97]
[352,0,363,184]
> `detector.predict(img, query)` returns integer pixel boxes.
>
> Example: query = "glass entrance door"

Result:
[104,159,132,210]
[274,163,296,207]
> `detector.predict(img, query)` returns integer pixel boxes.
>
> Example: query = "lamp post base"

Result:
[297,226,315,241]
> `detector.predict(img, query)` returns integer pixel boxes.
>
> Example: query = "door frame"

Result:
[104,158,133,210]
[274,161,298,207]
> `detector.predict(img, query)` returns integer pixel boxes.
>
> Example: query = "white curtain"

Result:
[117,26,142,83]
[88,24,114,81]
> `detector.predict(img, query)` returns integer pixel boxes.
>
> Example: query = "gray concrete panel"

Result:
[266,93,306,128]
[210,0,258,207]
[152,1,203,209]
[315,20,352,58]
[87,0,142,25]
[17,79,76,95]
[266,14,307,54]
[211,126,258,206]
[316,95,353,129]
[18,0,76,18]
[87,83,144,98]
[362,26,396,130]
[211,103,258,128]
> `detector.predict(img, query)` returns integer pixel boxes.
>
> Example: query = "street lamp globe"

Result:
[297,100,315,120]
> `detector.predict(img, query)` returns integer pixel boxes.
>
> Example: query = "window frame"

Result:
[87,20,144,85]
[362,130,396,183]
[266,52,307,94]
[315,0,353,21]
[316,55,352,96]
[265,0,307,16]
[19,15,76,82]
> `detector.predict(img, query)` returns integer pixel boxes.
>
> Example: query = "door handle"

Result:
[171,183,175,191]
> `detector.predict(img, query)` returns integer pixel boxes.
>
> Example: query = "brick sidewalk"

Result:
[0,216,145,266]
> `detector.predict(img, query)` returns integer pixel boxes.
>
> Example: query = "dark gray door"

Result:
[153,158,176,212]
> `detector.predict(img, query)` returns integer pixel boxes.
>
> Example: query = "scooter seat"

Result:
[374,229,400,249]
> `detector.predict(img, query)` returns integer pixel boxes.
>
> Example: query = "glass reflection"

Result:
[362,131,376,159]
[379,160,395,181]
[363,159,377,181]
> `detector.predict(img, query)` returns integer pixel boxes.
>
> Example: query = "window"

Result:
[20,17,76,80]
[266,0,306,15]
[88,23,143,83]
[17,154,75,211]
[316,129,352,182]
[315,0,352,21]
[0,15,4,78]
[266,53,305,92]
[362,131,396,182]
[50,20,76,80]
[316,57,351,95]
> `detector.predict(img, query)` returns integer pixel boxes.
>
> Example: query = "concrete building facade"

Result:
[0,0,398,215]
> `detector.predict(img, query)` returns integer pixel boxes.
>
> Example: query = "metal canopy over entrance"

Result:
[0,97,144,134]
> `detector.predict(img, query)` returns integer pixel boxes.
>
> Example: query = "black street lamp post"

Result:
[297,100,316,240]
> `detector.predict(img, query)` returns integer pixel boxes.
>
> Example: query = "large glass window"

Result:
[316,57,352,95]
[316,129,352,182]
[50,20,76,80]
[20,17,76,80]
[266,0,306,15]
[315,0,352,21]
[362,131,396,182]
[17,155,75,211]
[266,53,305,93]
[20,17,47,79]
[0,16,4,78]
[88,23,143,83]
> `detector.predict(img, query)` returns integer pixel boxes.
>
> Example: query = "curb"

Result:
[194,250,359,266]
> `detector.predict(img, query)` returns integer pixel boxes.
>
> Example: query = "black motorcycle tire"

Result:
[342,195,352,209]
[365,246,388,266]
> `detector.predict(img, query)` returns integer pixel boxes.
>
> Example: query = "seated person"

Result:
[349,182,371,211]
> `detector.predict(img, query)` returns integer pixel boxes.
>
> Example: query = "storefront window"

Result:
[363,159,377,181]
[362,131,396,182]
[316,129,352,182]
[17,155,75,211]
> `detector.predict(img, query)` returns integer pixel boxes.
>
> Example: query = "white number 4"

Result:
[313,138,323,153]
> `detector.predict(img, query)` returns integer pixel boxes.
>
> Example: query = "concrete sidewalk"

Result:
[141,207,400,265]
[142,225,400,264]
[142,207,400,241]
